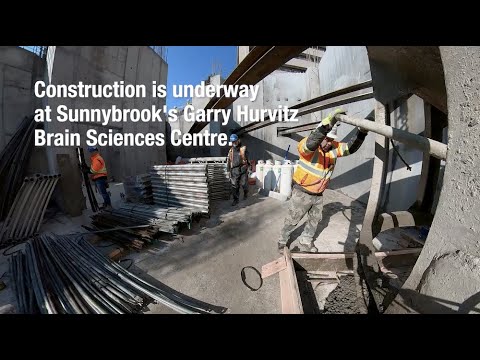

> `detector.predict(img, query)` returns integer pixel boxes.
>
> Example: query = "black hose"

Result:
[241,266,263,291]
[390,139,412,171]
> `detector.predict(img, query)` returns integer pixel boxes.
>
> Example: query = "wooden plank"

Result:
[261,257,286,279]
[292,248,422,272]
[279,269,292,314]
[280,248,303,314]
[108,248,125,261]
[291,248,422,260]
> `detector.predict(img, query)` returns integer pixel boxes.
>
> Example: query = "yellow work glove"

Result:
[321,108,346,128]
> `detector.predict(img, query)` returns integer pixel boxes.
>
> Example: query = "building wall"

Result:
[0,46,168,215]
[231,69,317,164]
[316,46,376,204]
[387,46,480,314]
[0,46,47,172]
[44,46,168,181]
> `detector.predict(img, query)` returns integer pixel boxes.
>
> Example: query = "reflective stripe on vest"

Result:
[293,146,336,194]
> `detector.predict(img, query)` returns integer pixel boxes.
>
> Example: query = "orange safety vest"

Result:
[292,137,349,194]
[90,153,108,180]
[228,145,247,167]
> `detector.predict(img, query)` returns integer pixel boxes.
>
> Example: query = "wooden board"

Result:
[279,248,303,314]
[108,248,125,261]
[292,248,422,272]
[261,257,286,279]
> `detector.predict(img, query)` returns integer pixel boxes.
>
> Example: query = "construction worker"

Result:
[278,109,369,253]
[85,146,112,210]
[227,133,250,206]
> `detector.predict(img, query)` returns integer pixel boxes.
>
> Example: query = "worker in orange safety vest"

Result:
[278,109,369,253]
[84,146,112,209]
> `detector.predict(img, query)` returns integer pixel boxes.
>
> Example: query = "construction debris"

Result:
[88,203,196,249]
[0,174,60,248]
[0,116,41,220]
[9,234,226,314]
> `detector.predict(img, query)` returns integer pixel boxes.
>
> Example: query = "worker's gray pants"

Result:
[231,172,248,201]
[279,187,323,246]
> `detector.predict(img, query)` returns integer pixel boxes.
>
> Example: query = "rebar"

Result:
[8,234,226,314]
[0,174,60,248]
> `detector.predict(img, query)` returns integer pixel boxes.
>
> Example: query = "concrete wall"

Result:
[383,94,425,212]
[316,46,375,204]
[0,47,47,172]
[291,46,426,211]
[387,46,480,314]
[0,46,168,215]
[231,69,316,163]
[44,46,168,183]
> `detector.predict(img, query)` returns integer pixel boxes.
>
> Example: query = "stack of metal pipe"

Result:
[9,234,226,314]
[89,203,194,249]
[123,174,153,204]
[150,164,210,213]
[0,116,40,220]
[189,157,230,201]
[0,174,60,248]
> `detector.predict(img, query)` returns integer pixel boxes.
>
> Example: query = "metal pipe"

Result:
[32,238,74,314]
[151,165,207,171]
[76,239,213,314]
[66,236,196,313]
[39,235,103,313]
[0,178,29,242]
[57,236,146,303]
[152,194,210,205]
[189,157,227,163]
[152,188,209,197]
[114,207,192,219]
[151,182,209,190]
[235,81,374,135]
[335,114,448,160]
[44,238,117,314]
[34,175,60,234]
[150,172,207,178]
[52,238,138,313]
[4,176,38,240]
[17,176,52,239]
[25,242,56,314]
[150,176,208,183]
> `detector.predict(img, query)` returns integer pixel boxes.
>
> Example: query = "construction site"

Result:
[0,45,478,314]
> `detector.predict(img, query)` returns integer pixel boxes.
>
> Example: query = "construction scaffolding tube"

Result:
[335,114,448,160]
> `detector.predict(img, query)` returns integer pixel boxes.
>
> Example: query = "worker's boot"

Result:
[243,190,248,200]
[277,240,287,253]
[232,198,239,206]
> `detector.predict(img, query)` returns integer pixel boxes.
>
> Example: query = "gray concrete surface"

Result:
[387,46,480,314]
[0,184,421,314]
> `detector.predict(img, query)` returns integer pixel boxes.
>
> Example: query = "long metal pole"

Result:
[335,114,448,160]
